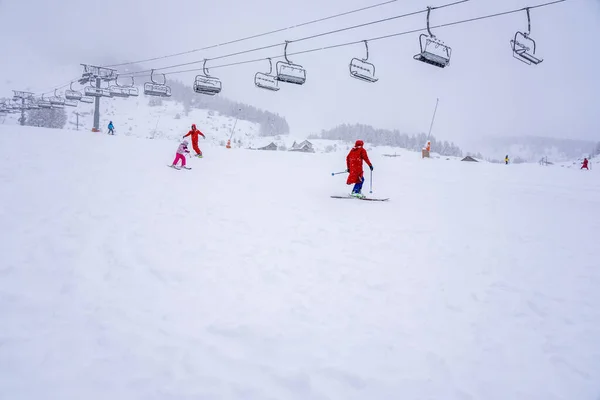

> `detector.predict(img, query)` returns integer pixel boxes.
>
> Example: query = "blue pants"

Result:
[352,176,365,193]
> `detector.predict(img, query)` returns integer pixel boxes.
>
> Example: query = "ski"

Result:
[167,165,191,170]
[330,195,389,201]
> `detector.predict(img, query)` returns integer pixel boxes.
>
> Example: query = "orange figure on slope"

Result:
[183,124,206,157]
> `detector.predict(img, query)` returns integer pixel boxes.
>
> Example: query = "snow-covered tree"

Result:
[25,108,67,129]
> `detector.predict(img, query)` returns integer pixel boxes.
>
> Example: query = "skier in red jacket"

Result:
[581,158,589,170]
[183,124,206,157]
[346,139,373,198]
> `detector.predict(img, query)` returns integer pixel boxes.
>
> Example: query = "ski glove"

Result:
[369,165,374,171]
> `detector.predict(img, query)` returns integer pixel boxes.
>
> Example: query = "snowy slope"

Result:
[1,125,599,400]
[2,91,422,155]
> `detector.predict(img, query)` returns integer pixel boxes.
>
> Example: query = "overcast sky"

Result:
[1,0,598,147]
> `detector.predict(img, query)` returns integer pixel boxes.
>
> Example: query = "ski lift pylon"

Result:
[349,40,379,83]
[510,8,543,66]
[255,58,280,91]
[276,41,306,85]
[413,7,452,68]
[144,69,171,97]
[65,82,83,101]
[193,59,222,96]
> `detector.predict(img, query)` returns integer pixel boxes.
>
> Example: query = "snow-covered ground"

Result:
[0,91,444,156]
[1,125,599,400]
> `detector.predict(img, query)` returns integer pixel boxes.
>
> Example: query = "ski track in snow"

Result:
[0,126,599,400]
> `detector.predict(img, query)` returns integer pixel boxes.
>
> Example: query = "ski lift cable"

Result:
[21,0,566,97]
[117,0,469,78]
[125,0,567,79]
[103,0,403,68]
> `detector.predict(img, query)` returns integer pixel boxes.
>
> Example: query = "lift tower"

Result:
[12,90,34,126]
[78,64,117,131]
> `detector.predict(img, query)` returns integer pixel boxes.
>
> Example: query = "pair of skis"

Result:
[167,153,202,170]
[331,170,387,201]
[330,195,389,201]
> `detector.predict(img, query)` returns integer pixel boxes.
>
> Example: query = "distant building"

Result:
[461,155,478,162]
[289,140,315,153]
[257,142,278,151]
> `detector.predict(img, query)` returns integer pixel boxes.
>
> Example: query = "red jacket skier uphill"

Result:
[183,124,206,157]
[346,140,373,198]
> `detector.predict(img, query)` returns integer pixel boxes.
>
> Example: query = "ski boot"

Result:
[351,192,366,199]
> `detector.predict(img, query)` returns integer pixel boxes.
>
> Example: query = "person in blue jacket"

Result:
[108,121,115,135]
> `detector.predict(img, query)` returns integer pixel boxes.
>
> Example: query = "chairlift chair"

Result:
[27,100,40,109]
[49,90,66,107]
[37,95,52,108]
[144,82,171,97]
[349,40,379,82]
[79,96,94,104]
[84,80,111,97]
[109,85,130,98]
[144,69,172,97]
[510,8,543,65]
[413,7,452,68]
[275,41,306,85]
[255,58,280,91]
[126,77,139,97]
[84,86,103,97]
[193,60,222,95]
[65,82,83,101]
[109,75,132,98]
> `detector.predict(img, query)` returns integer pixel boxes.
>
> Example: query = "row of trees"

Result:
[24,108,68,129]
[312,123,465,157]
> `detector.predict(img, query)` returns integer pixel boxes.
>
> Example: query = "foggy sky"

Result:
[1,0,599,148]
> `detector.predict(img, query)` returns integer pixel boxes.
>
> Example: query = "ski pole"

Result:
[369,169,373,193]
[331,171,347,176]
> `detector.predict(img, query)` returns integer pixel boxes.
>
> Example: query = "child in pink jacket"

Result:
[171,140,191,169]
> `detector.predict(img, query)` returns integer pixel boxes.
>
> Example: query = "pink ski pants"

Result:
[173,153,186,166]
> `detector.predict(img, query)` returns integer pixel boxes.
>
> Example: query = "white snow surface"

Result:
[1,125,599,400]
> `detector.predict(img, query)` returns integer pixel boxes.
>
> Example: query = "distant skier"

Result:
[505,154,509,165]
[108,121,115,135]
[171,139,191,169]
[581,158,589,170]
[346,139,373,198]
[183,124,206,157]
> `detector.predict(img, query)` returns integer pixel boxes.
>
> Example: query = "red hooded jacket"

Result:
[346,140,372,184]
[183,124,205,142]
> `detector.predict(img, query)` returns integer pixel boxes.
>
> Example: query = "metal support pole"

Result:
[93,77,101,132]
[427,97,439,140]
[20,98,25,126]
